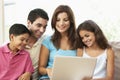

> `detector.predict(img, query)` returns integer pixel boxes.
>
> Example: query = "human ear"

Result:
[9,34,15,41]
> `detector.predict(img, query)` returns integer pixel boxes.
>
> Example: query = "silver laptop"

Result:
[50,56,97,80]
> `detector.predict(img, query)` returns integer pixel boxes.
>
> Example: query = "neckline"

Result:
[83,47,106,58]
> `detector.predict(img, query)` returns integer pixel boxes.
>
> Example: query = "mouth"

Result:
[85,40,91,46]
[58,26,66,30]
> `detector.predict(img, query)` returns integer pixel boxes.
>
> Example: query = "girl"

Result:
[77,20,114,80]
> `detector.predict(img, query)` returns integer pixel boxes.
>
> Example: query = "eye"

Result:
[85,34,89,37]
[36,23,42,27]
[20,38,24,41]
[43,25,47,29]
[25,39,29,43]
[56,19,60,21]
[64,18,69,21]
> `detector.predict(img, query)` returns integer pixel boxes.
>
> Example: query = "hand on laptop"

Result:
[46,68,52,78]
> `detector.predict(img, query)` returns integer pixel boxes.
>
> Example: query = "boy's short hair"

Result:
[9,23,31,36]
[27,8,49,23]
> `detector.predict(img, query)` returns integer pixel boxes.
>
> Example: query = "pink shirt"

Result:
[0,44,34,80]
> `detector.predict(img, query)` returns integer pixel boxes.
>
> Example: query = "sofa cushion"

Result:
[109,41,120,80]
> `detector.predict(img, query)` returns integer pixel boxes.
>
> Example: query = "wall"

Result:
[0,0,4,45]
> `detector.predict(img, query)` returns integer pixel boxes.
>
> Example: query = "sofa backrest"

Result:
[109,41,120,80]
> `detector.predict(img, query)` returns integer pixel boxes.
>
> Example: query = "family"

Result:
[0,5,114,80]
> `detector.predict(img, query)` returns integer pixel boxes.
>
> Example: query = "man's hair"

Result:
[9,23,31,36]
[27,8,49,23]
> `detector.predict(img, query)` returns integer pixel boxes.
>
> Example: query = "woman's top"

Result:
[40,36,77,79]
[82,47,107,79]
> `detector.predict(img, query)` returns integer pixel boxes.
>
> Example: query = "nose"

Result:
[23,40,27,45]
[59,20,64,25]
[82,37,87,42]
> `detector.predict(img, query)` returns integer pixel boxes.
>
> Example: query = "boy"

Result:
[0,24,34,80]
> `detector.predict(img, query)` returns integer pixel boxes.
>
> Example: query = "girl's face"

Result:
[10,33,30,51]
[79,30,96,47]
[56,12,70,34]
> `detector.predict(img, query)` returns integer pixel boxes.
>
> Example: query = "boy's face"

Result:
[10,33,30,50]
[27,17,48,39]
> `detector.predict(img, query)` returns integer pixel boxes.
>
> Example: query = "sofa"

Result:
[109,41,120,80]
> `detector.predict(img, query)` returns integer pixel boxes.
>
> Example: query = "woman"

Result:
[39,5,78,80]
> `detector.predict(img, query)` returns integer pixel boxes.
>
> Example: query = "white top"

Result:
[82,47,107,79]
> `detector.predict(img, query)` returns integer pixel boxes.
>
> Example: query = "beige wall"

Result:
[0,0,4,45]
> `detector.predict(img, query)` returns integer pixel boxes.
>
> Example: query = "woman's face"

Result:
[79,30,96,47]
[56,12,70,34]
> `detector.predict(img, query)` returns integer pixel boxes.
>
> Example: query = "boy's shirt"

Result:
[0,43,34,80]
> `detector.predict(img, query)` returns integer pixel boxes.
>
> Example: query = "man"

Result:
[25,8,49,80]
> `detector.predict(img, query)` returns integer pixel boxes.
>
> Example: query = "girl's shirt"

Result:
[0,43,34,80]
[83,47,107,79]
[40,36,77,79]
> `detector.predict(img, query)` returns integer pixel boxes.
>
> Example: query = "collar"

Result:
[2,43,24,54]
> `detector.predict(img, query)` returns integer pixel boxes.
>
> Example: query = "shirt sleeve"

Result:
[41,36,51,49]
[24,53,34,73]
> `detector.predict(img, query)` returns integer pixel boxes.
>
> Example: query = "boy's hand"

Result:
[18,72,31,80]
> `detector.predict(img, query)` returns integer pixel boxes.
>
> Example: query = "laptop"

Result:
[50,56,97,80]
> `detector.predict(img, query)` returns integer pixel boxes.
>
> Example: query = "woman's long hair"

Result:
[51,5,78,50]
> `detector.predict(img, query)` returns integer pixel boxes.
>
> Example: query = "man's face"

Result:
[28,17,48,39]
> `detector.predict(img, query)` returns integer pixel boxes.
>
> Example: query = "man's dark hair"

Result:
[27,8,49,23]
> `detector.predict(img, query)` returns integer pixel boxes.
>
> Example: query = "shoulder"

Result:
[0,45,3,50]
[38,35,47,42]
[0,44,8,52]
[21,50,30,56]
[77,48,83,56]
[107,48,114,54]
[42,35,52,44]
[41,35,54,49]
[42,35,51,41]
[106,48,114,58]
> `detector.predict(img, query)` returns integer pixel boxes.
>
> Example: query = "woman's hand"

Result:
[46,68,52,78]
[82,77,92,80]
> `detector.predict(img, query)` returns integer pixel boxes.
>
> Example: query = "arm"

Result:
[106,48,114,80]
[39,45,52,77]
[92,48,114,80]
[77,48,83,57]
[18,52,34,80]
